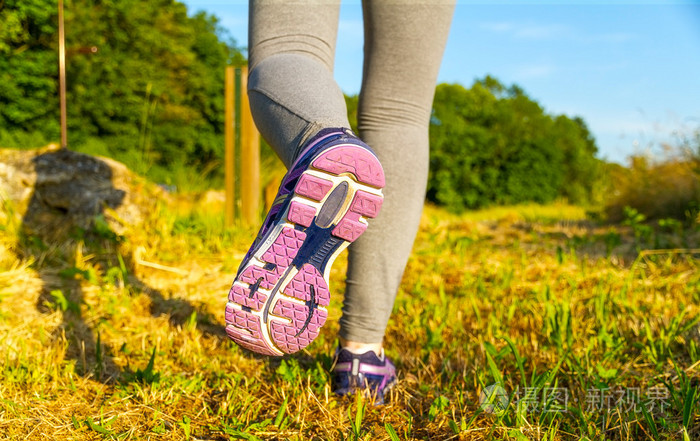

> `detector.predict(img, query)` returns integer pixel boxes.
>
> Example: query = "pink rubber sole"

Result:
[225,144,385,355]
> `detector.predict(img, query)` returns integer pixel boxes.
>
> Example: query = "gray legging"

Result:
[248,0,455,344]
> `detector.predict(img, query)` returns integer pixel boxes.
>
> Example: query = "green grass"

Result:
[1,188,699,439]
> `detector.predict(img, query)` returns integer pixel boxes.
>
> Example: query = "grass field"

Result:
[1,186,699,440]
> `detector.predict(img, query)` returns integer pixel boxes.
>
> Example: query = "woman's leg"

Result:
[339,0,455,345]
[228,0,388,356]
[248,0,349,167]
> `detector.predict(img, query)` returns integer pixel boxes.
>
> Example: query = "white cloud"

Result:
[514,23,571,39]
[514,63,557,79]
[479,21,571,39]
[479,21,514,33]
[589,61,629,72]
[586,32,637,43]
[479,20,637,44]
[585,111,695,150]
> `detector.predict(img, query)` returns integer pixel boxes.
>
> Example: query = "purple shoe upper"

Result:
[237,128,348,271]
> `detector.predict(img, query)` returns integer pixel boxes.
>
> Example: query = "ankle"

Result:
[339,337,383,357]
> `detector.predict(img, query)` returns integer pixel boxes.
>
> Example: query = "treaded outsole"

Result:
[225,144,384,355]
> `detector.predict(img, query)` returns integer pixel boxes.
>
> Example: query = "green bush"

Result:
[604,136,700,223]
[428,77,601,212]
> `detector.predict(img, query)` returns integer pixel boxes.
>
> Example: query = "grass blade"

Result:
[485,351,503,385]
[274,397,288,427]
[385,422,401,441]
[85,416,114,435]
[640,403,659,439]
[683,386,696,430]
[448,419,459,434]
[500,335,526,387]
[354,393,365,438]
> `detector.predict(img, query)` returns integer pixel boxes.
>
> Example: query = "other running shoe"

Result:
[332,347,397,405]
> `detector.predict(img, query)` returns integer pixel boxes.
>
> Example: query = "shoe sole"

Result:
[225,144,385,355]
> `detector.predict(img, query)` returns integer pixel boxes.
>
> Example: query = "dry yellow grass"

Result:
[1,182,699,439]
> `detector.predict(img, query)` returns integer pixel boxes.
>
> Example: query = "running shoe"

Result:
[332,347,397,405]
[225,128,385,356]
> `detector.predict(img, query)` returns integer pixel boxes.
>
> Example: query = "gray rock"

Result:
[0,144,157,237]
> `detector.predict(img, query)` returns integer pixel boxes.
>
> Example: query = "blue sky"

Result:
[182,1,700,164]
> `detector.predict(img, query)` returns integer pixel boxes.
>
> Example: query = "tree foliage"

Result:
[428,77,601,211]
[0,0,60,135]
[0,0,244,186]
[1,3,602,204]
